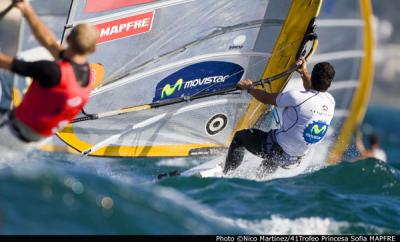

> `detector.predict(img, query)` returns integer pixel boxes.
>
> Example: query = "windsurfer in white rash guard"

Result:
[355,131,387,162]
[223,59,336,176]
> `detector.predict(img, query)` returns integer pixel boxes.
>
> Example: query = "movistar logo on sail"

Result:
[160,75,229,99]
[183,75,229,89]
[161,79,183,99]
[303,121,329,144]
[153,61,245,102]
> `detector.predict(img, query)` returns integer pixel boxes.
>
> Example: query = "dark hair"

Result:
[311,62,335,92]
[368,134,380,147]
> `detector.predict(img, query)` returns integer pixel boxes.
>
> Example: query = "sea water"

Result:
[0,105,399,234]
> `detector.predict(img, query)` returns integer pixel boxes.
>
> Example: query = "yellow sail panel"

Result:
[232,0,323,137]
[90,63,106,89]
[89,144,222,157]
[328,0,375,163]
[58,124,221,157]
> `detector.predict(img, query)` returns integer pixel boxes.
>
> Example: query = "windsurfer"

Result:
[0,0,97,148]
[223,59,336,175]
[355,130,387,162]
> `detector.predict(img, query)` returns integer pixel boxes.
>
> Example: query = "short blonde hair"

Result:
[67,24,98,55]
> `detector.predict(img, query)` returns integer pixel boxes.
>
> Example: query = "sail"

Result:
[9,0,72,107]
[276,0,375,163]
[0,0,21,111]
[55,0,322,157]
[2,0,373,162]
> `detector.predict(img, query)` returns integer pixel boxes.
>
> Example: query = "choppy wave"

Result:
[1,106,399,234]
[0,152,399,234]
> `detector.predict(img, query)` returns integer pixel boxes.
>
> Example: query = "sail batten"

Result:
[90,51,272,96]
[311,51,364,62]
[317,19,364,27]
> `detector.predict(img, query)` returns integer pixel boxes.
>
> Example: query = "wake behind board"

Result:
[180,147,316,179]
[181,154,277,178]
[180,154,307,180]
[181,157,225,178]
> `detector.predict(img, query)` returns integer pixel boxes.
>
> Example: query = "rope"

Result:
[0,0,21,20]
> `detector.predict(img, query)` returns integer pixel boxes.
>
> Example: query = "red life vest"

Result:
[15,60,93,137]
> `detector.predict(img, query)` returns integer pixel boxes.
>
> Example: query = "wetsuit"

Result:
[224,89,335,174]
[371,148,387,162]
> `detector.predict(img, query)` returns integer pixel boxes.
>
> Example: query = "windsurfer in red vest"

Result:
[0,0,98,146]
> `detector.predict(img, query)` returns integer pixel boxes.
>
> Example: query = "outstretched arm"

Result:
[16,0,63,59]
[296,58,312,91]
[237,79,279,106]
[355,129,366,154]
[355,129,371,158]
[0,52,13,70]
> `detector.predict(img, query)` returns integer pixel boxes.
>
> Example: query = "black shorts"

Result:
[235,129,303,167]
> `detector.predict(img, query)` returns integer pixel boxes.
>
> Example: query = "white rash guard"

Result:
[372,148,387,162]
[275,89,335,157]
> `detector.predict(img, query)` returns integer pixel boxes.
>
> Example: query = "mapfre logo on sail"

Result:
[95,11,154,44]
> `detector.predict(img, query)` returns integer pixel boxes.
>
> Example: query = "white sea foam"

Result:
[155,186,348,234]
[183,140,332,181]
[0,146,32,170]
[156,186,392,234]
[228,150,327,182]
[157,158,201,167]
[234,216,347,235]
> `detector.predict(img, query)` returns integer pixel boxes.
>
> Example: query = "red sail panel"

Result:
[85,0,155,13]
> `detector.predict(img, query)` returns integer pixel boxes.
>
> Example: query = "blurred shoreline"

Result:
[372,45,400,109]
[370,0,400,109]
